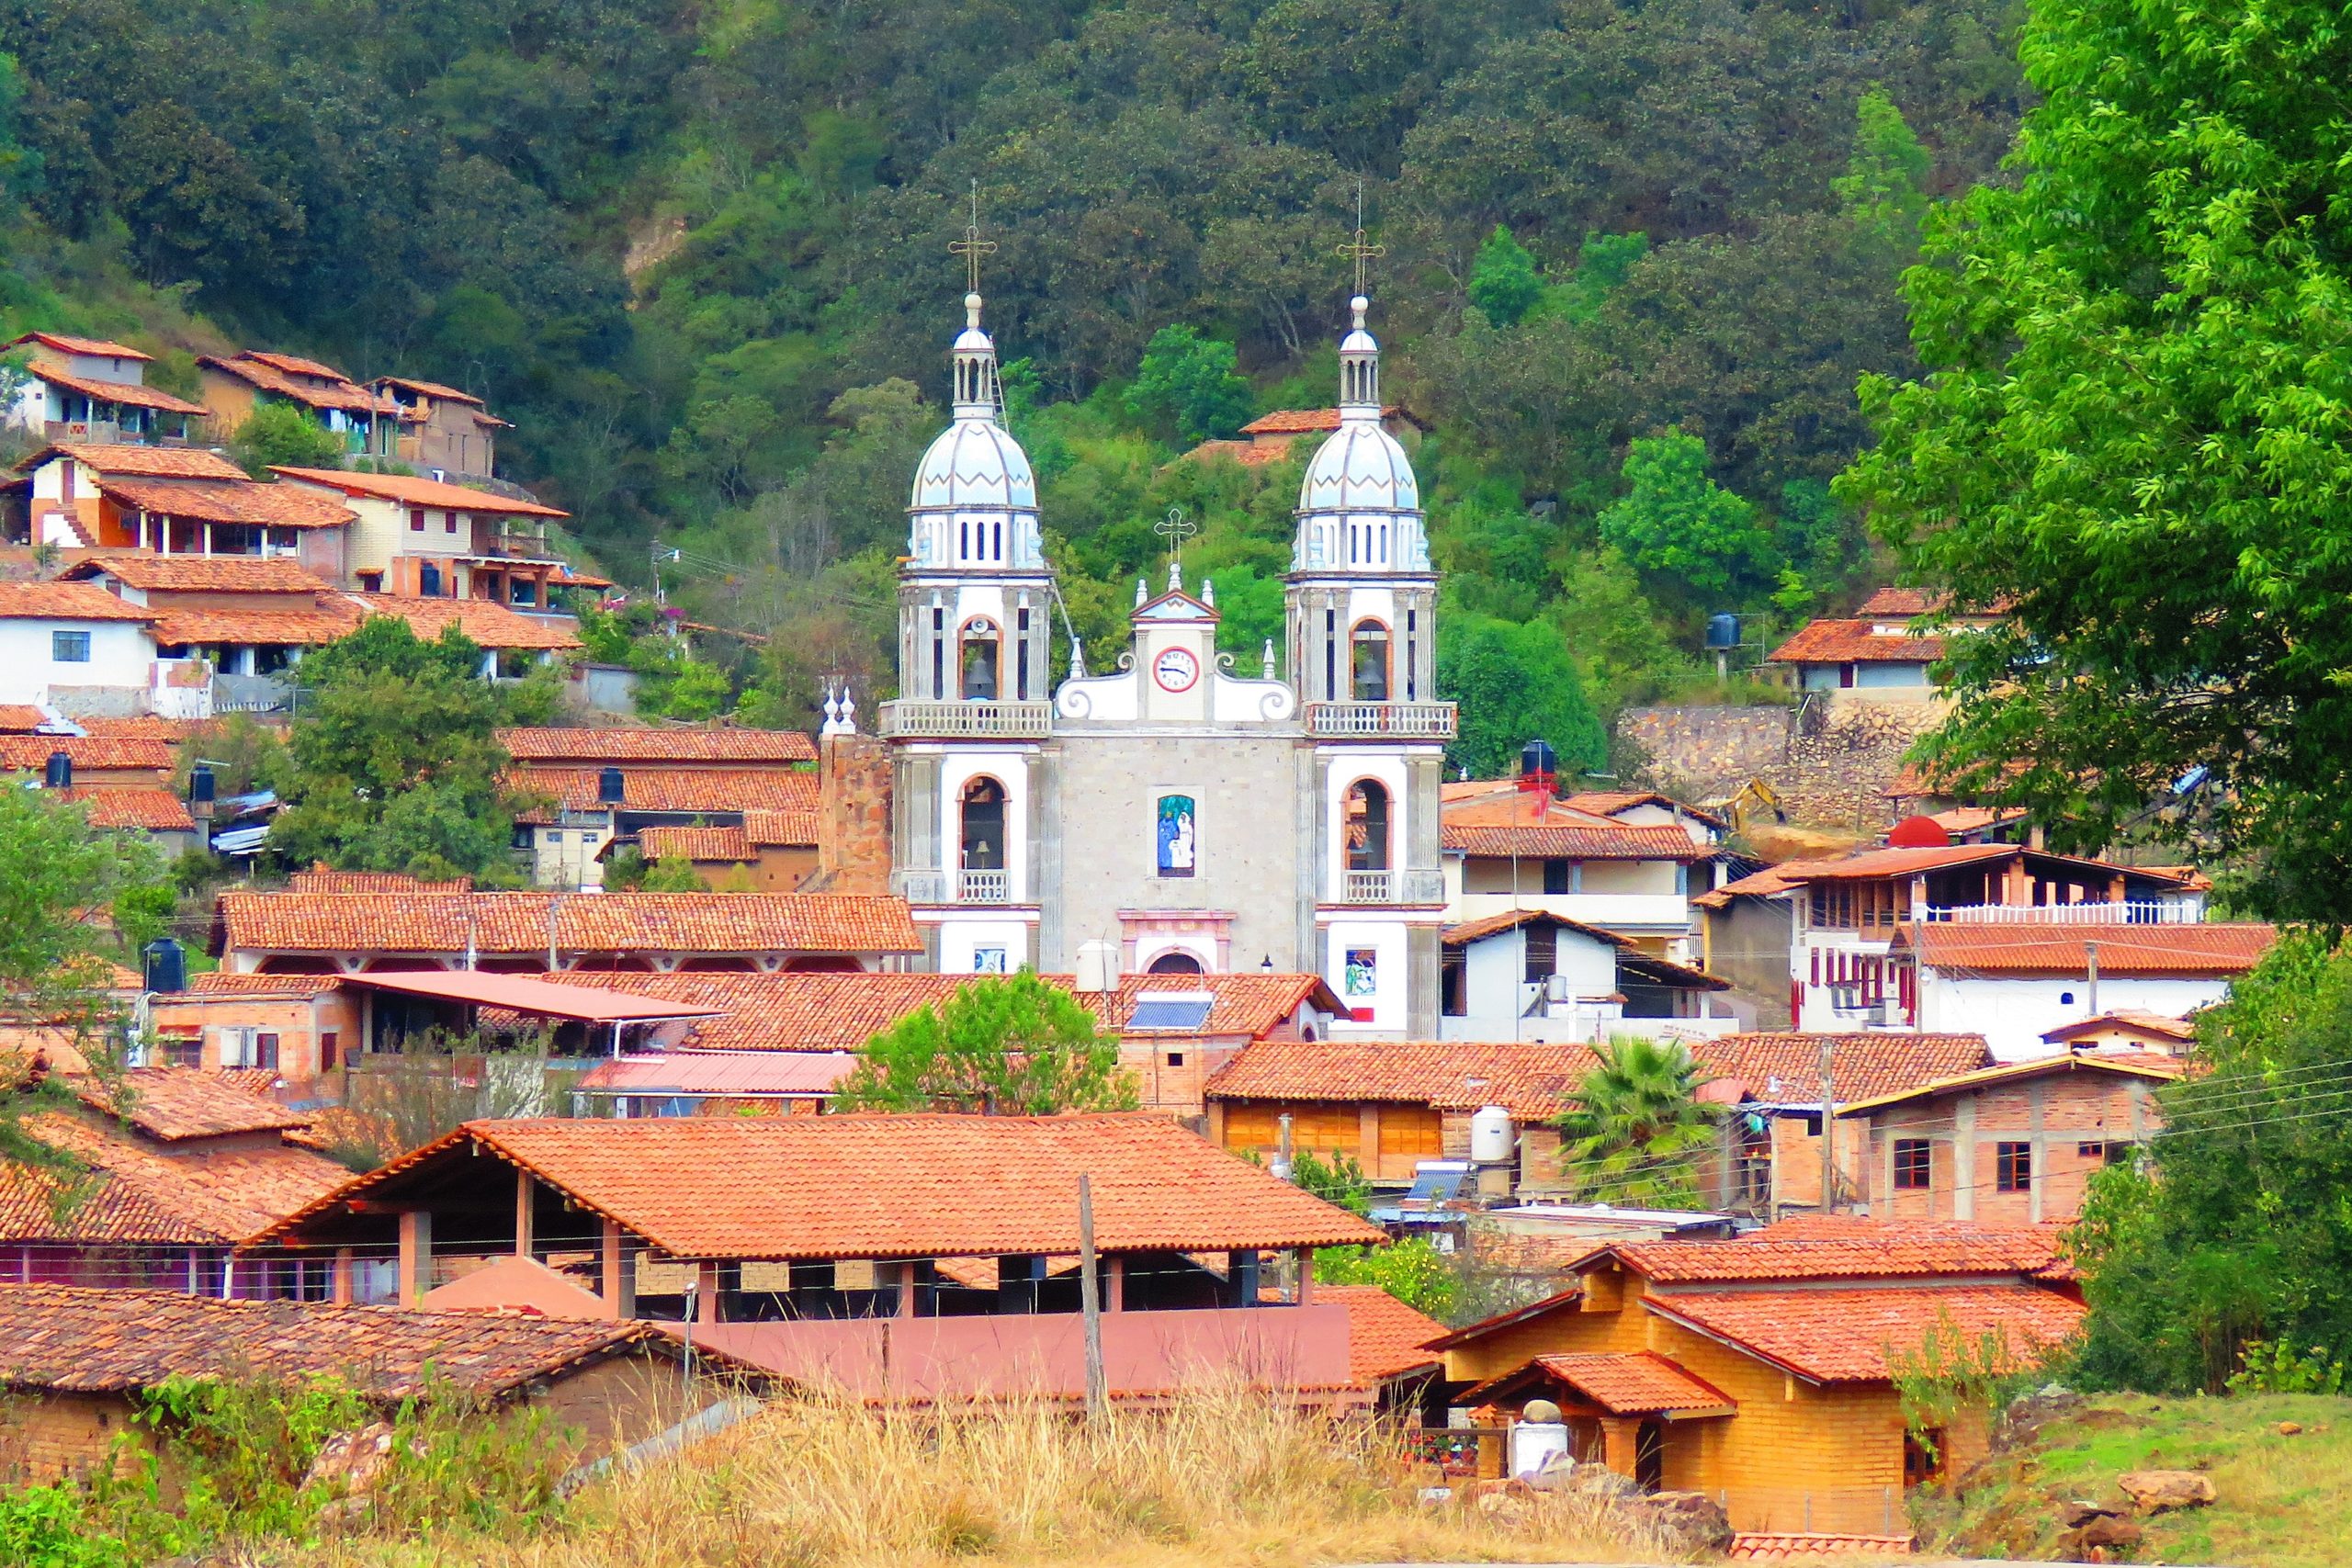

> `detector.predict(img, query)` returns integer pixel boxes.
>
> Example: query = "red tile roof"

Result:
[29,444,247,480]
[0,1114,349,1245]
[1205,1041,1591,1120]
[746,807,820,847]
[287,867,472,894]
[496,726,815,764]
[1767,618,1945,666]
[1854,587,1944,616]
[240,349,351,381]
[270,466,567,518]
[2041,1010,2197,1045]
[179,971,347,1000]
[343,593,582,651]
[1179,438,1293,468]
[11,331,151,361]
[1605,1217,2071,1284]
[1689,1032,1991,1104]
[0,1286,690,1402]
[261,1113,1387,1259]
[1838,1052,2185,1114]
[1442,823,1714,861]
[511,765,816,817]
[1317,1284,1449,1384]
[0,736,175,772]
[75,1067,312,1141]
[0,581,156,622]
[370,374,485,406]
[214,889,923,957]
[201,355,387,415]
[639,824,753,862]
[148,605,368,648]
[1239,405,1423,434]
[1083,972,1344,1038]
[541,971,974,1052]
[92,476,356,528]
[68,555,333,593]
[54,786,195,831]
[0,705,49,732]
[1442,908,1633,948]
[1902,920,2276,977]
[1464,1351,1736,1415]
[1692,859,1839,910]
[25,364,208,414]
[1645,1283,2086,1382]
[1727,1532,1921,1561]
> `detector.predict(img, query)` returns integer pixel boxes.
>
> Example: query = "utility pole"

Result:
[1079,1174,1106,1419]
[2086,941,2099,1019]
[1818,1037,1837,1215]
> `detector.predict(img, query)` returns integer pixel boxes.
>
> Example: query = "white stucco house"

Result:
[0,581,162,717]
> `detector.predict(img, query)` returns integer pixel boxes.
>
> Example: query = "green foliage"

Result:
[1288,1148,1372,1214]
[1125,325,1253,447]
[1436,612,1609,779]
[2227,1339,2347,1398]
[1466,224,1543,327]
[1315,1236,1461,1321]
[1548,231,1649,326]
[225,400,344,478]
[0,784,164,1032]
[1886,1310,2046,1463]
[606,843,705,892]
[832,971,1137,1116]
[265,617,523,883]
[1597,428,1770,598]
[1831,89,1931,252]
[1554,1038,1721,1206]
[2069,933,2352,1393]
[1838,0,2352,921]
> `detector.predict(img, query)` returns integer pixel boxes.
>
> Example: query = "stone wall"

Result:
[1623,701,1940,834]
[812,732,892,895]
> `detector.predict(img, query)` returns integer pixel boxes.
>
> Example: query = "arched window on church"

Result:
[1349,780,1392,873]
[960,618,1001,700]
[960,777,1005,871]
[1351,621,1390,703]
[1147,951,1204,976]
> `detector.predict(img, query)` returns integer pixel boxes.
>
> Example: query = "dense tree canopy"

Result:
[1840,0,2352,919]
[831,971,1136,1116]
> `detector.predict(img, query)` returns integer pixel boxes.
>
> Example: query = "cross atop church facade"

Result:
[1335,182,1385,296]
[1154,506,1198,592]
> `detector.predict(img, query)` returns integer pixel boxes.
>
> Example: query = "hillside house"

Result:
[17,443,356,576]
[0,728,193,852]
[269,466,569,607]
[3,333,208,446]
[197,351,394,457]
[245,1112,1413,1405]
[0,581,164,718]
[1181,404,1430,468]
[1439,909,1733,1043]
[1838,1054,2183,1225]
[1424,1217,2086,1533]
[370,375,508,478]
[1440,796,1716,962]
[1766,589,2004,705]
[638,815,821,891]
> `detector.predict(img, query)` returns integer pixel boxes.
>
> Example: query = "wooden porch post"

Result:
[397,1209,432,1307]
[331,1247,354,1306]
[696,1258,720,1325]
[1600,1416,1639,1476]
[514,1168,534,1258]
[1106,1254,1125,1313]
[1295,1247,1314,1305]
[600,1218,635,1320]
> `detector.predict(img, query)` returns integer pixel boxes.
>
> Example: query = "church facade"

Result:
[880,289,1453,1037]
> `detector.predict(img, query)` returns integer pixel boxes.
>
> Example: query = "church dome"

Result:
[1298,419,1418,513]
[911,418,1035,511]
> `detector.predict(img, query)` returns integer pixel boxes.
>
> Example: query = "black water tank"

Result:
[1705,612,1742,649]
[597,766,626,805]
[188,762,216,806]
[142,937,185,995]
[44,750,70,790]
[1520,739,1556,781]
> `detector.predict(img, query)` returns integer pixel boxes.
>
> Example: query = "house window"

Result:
[445,512,458,533]
[1543,859,1572,896]
[1524,924,1556,986]
[410,508,425,531]
[1894,1138,1931,1190]
[163,1034,201,1068]
[321,1032,339,1071]
[358,571,383,592]
[1996,1141,2032,1192]
[1166,1052,1185,1067]
[52,630,91,662]
[419,562,442,597]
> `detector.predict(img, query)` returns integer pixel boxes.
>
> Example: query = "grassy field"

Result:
[1919,1392,2352,1566]
[313,1391,1665,1568]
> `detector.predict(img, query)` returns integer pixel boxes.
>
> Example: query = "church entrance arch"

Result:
[1146,951,1204,976]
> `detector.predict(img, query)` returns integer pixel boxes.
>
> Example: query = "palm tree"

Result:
[1555,1038,1723,1206]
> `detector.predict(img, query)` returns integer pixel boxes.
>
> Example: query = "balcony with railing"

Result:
[1342,869,1395,904]
[1922,900,2199,925]
[958,868,1011,904]
[1304,701,1456,739]
[879,700,1054,739]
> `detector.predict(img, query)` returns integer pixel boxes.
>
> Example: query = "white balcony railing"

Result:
[1923,901,2198,925]
[958,868,1011,904]
[1342,869,1396,903]
[879,700,1054,739]
[1304,701,1457,739]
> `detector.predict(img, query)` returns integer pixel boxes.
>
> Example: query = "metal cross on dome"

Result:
[949,179,996,294]
[1335,180,1385,295]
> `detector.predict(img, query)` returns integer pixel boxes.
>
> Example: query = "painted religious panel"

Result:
[1156,793,1197,877]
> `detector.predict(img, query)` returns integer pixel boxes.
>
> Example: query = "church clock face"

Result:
[1152,646,1200,693]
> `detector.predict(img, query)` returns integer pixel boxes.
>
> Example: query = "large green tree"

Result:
[831,971,1136,1116]
[1436,612,1610,779]
[266,618,524,883]
[2069,934,2352,1393]
[1839,0,2352,920]
[1598,427,1771,599]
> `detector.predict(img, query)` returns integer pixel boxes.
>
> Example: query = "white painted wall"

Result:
[0,616,153,711]
[1322,750,1408,900]
[936,747,1033,903]
[1918,969,2232,1062]
[1320,910,1408,1032]
[933,914,1036,975]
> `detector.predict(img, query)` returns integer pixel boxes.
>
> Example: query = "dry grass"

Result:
[322,1388,1667,1568]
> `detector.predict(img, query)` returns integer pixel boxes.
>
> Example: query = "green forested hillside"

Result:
[0,0,2027,752]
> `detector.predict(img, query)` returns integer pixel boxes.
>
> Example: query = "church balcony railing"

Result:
[1343,870,1396,903]
[1305,701,1457,739]
[879,700,1054,739]
[958,869,1011,904]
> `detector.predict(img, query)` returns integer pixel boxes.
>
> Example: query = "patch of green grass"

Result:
[1924,1393,2352,1566]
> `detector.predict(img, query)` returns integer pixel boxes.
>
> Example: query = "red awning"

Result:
[337,970,728,1024]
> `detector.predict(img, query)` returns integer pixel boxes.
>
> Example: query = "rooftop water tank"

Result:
[596,766,626,806]
[187,762,216,806]
[44,750,70,790]
[141,937,185,995]
[1470,1104,1515,1164]
[1705,612,1741,649]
